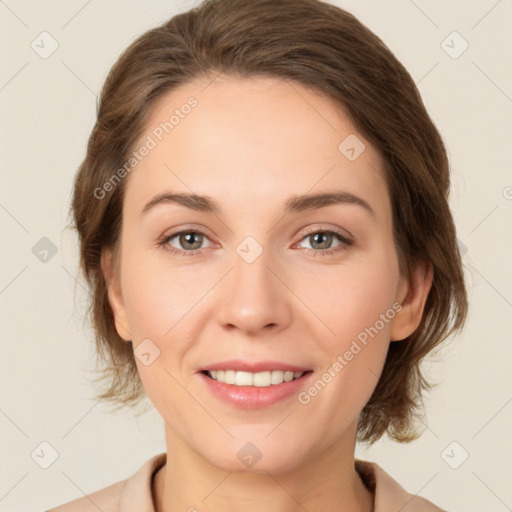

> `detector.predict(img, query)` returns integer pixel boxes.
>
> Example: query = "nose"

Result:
[217,247,292,335]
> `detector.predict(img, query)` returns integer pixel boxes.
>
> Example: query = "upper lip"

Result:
[200,359,312,373]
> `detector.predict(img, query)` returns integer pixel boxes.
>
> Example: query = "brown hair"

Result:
[70,0,468,443]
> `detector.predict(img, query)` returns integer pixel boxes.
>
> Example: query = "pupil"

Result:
[312,232,331,249]
[182,232,202,249]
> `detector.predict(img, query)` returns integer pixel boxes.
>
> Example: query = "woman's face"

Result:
[104,75,429,473]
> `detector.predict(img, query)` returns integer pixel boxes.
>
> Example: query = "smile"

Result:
[199,369,314,409]
[204,369,305,387]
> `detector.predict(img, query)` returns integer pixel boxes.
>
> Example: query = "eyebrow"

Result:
[141,190,376,218]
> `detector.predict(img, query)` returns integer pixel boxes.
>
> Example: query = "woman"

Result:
[48,0,467,510]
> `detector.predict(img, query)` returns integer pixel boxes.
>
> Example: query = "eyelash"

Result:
[158,227,353,257]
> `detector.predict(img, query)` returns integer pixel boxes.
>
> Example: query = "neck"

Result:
[152,424,374,512]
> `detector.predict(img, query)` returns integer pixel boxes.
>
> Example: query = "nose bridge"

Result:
[217,237,291,333]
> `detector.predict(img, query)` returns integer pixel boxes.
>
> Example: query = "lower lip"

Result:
[199,371,314,409]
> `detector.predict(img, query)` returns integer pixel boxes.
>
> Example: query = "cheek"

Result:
[308,254,399,409]
[298,254,398,347]
[120,250,200,410]
[120,247,203,340]
[119,246,211,404]
[293,250,399,405]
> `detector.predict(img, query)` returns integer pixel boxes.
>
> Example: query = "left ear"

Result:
[390,259,434,342]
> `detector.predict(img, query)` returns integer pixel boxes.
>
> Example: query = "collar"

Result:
[120,452,445,512]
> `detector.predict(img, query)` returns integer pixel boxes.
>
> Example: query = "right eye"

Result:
[159,230,213,256]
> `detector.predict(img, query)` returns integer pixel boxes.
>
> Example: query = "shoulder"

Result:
[355,459,448,512]
[45,452,167,512]
[46,479,125,512]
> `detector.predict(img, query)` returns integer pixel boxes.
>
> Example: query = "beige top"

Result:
[46,452,447,512]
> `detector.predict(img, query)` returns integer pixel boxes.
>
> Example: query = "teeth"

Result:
[207,370,305,387]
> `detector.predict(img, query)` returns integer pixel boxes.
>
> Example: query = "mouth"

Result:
[198,368,314,409]
[197,359,314,409]
[200,369,312,387]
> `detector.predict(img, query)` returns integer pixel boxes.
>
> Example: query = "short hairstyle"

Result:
[70,0,468,444]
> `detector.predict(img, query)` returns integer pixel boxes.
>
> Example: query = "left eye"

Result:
[296,230,351,254]
[161,231,211,253]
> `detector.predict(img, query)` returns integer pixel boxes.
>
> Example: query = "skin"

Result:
[102,75,433,512]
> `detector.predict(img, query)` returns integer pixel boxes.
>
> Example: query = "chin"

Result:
[199,437,309,475]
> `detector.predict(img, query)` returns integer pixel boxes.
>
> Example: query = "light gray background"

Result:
[1,1,511,511]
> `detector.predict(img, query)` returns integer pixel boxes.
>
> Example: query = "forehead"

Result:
[124,75,389,221]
